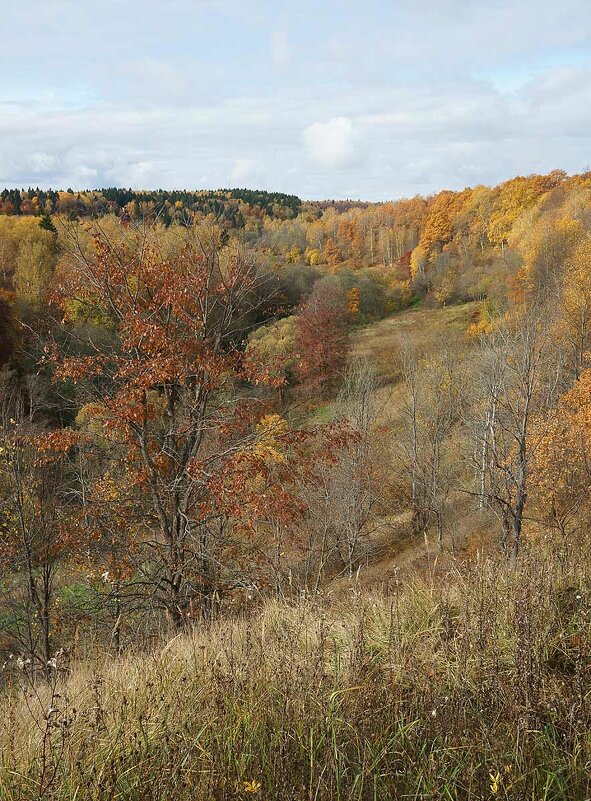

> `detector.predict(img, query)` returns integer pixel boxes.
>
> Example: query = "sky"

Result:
[1,0,591,200]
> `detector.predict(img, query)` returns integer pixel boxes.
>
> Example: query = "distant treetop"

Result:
[0,186,302,227]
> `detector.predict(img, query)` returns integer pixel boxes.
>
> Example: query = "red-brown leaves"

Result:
[191,418,356,535]
[34,429,80,457]
[40,229,358,615]
[295,282,350,394]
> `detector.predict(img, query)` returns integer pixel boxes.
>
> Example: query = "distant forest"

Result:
[0,186,303,227]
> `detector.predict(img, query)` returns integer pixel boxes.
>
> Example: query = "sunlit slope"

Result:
[330,300,491,588]
[352,300,481,384]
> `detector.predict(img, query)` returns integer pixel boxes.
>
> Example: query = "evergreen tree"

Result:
[39,211,57,234]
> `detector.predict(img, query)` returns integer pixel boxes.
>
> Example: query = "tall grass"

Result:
[1,546,590,800]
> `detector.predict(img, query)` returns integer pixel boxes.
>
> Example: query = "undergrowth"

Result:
[1,546,590,800]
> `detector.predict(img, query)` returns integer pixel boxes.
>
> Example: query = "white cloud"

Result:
[230,159,267,188]
[123,59,190,104]
[303,117,357,168]
[29,152,60,174]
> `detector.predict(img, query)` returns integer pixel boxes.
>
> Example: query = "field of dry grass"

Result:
[1,544,589,800]
[352,301,481,385]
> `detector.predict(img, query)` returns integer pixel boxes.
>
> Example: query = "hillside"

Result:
[4,0,591,794]
[2,172,591,798]
[1,545,589,800]
[324,301,495,589]
[352,301,480,384]
[2,170,591,629]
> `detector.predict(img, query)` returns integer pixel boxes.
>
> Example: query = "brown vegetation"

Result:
[2,170,591,798]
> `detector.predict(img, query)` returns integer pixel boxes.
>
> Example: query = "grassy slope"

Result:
[329,301,493,589]
[2,548,589,800]
[352,301,481,386]
[1,303,590,800]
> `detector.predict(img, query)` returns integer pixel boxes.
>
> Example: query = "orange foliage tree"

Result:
[47,229,299,624]
[530,367,591,539]
[295,282,350,396]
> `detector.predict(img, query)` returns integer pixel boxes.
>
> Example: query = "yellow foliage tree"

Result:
[410,244,428,282]
[530,368,591,538]
[557,234,591,378]
[0,216,57,304]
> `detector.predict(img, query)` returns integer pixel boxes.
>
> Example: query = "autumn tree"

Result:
[382,196,428,260]
[295,282,350,396]
[246,315,297,404]
[0,376,76,669]
[419,189,472,253]
[488,172,565,252]
[14,236,57,305]
[0,215,58,305]
[529,366,591,541]
[48,225,285,625]
[323,237,342,271]
[457,185,493,253]
[510,213,583,305]
[471,314,559,560]
[556,233,591,380]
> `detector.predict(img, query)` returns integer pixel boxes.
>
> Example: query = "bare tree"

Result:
[0,374,69,670]
[333,360,383,576]
[296,360,385,588]
[396,338,463,548]
[471,314,562,560]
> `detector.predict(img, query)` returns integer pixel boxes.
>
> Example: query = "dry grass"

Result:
[1,542,590,800]
[352,301,481,386]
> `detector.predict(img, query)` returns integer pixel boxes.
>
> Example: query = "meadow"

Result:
[1,544,589,801]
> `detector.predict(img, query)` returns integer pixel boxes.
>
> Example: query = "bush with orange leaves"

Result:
[530,367,591,539]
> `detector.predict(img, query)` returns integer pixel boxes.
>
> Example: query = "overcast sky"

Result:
[1,0,590,200]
